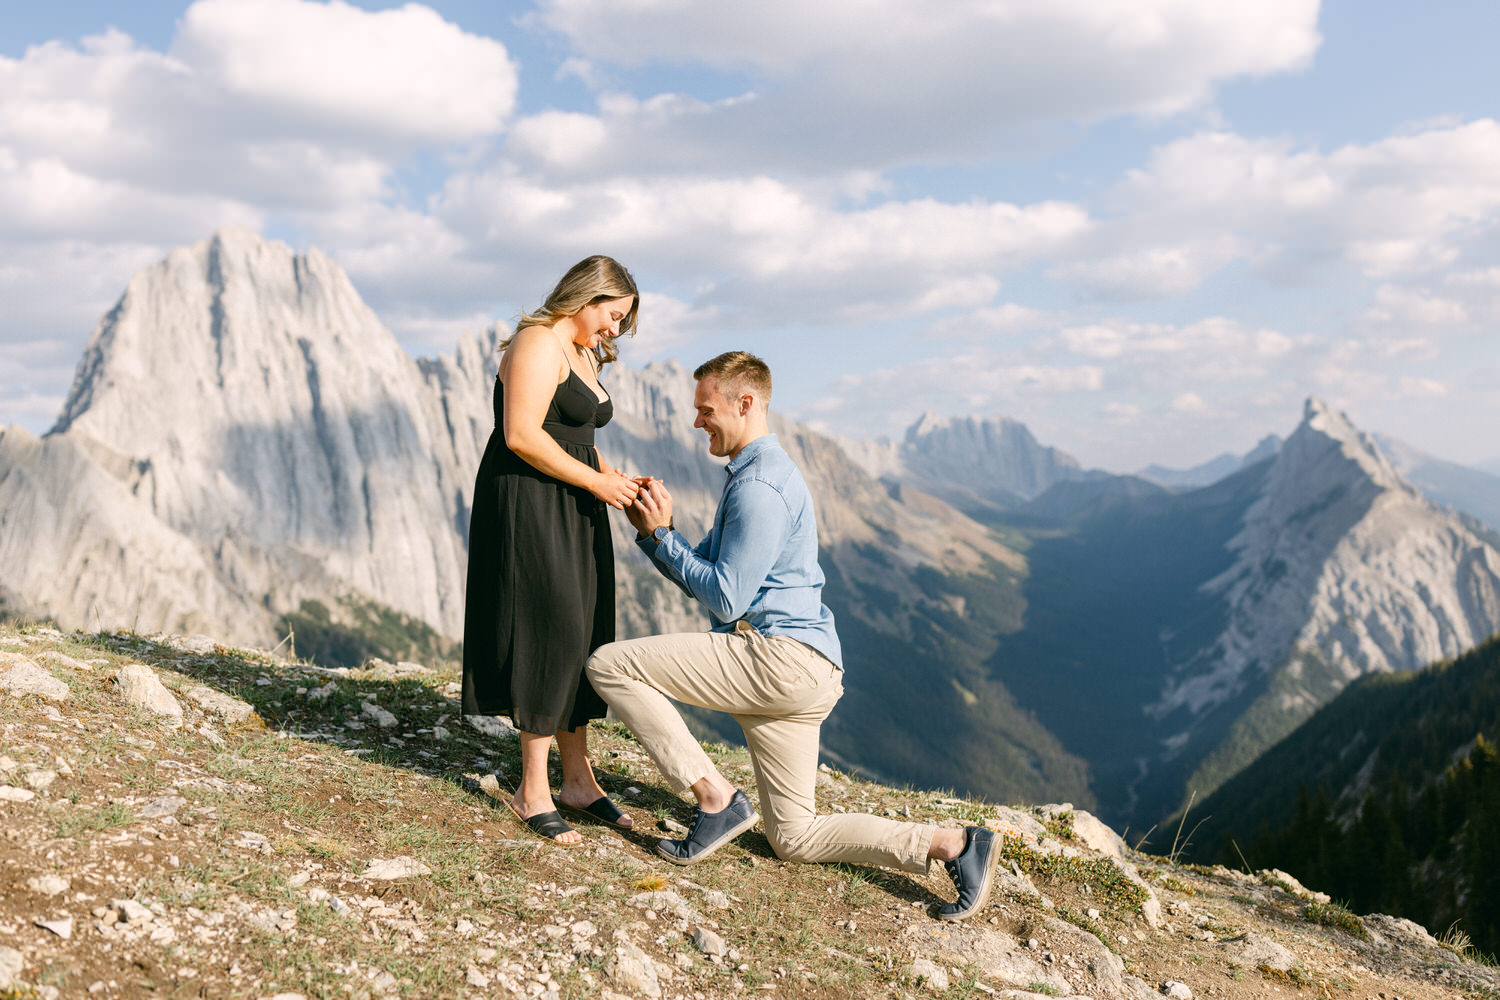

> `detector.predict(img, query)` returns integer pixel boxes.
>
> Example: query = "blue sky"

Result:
[2,1,1498,472]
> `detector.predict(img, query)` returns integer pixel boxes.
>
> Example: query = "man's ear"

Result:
[738,393,754,415]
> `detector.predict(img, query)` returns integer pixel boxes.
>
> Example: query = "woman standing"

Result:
[463,256,642,844]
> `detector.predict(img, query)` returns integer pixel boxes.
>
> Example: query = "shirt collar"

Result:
[726,433,777,476]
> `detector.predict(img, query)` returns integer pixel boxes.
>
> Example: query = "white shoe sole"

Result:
[938,838,999,920]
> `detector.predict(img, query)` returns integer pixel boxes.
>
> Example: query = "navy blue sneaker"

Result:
[938,826,998,920]
[656,790,758,866]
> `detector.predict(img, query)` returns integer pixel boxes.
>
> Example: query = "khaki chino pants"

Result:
[586,622,934,874]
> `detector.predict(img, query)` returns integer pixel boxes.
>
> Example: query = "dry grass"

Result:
[1,623,1497,1000]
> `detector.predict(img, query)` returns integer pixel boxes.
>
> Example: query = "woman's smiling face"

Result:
[570,296,634,350]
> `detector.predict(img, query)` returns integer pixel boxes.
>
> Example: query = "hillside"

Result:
[2,623,1496,1000]
[1185,635,1500,956]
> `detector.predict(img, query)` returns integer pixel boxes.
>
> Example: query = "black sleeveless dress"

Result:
[462,368,615,735]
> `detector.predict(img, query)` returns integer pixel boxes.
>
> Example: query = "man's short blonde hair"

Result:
[693,351,772,404]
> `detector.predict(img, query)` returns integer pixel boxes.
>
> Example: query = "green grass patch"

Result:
[1001,836,1150,913]
[1304,901,1367,939]
[54,801,133,839]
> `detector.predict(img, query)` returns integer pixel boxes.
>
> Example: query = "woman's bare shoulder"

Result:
[501,324,567,383]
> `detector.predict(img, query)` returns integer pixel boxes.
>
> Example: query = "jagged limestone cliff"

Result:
[3,227,498,643]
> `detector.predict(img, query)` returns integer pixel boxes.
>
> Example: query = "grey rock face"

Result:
[1156,398,1500,724]
[838,410,1095,512]
[2,227,499,646]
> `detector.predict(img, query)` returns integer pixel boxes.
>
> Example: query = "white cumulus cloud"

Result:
[528,0,1320,172]
[173,0,519,144]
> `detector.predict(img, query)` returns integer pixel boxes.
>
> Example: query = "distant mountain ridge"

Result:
[839,411,1102,515]
[1137,435,1282,491]
[1374,432,1500,536]
[985,398,1500,826]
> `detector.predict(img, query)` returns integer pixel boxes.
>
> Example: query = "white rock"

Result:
[0,756,15,772]
[184,685,257,724]
[138,795,187,819]
[628,890,701,924]
[0,653,70,702]
[37,651,92,672]
[1163,981,1192,999]
[36,915,73,939]
[690,926,727,957]
[27,875,69,896]
[431,725,450,740]
[467,714,517,738]
[1220,933,1295,973]
[361,857,432,880]
[23,770,56,790]
[234,831,272,853]
[904,958,950,992]
[111,663,183,725]
[361,702,398,728]
[465,966,491,988]
[1066,808,1131,860]
[163,634,219,655]
[0,786,36,803]
[308,681,338,702]
[113,899,153,924]
[607,940,662,998]
[0,946,22,989]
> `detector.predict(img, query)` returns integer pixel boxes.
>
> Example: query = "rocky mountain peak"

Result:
[1293,397,1409,495]
[1155,395,1500,740]
[6,229,498,643]
[881,411,1090,509]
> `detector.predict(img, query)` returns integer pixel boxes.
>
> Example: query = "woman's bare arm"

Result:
[501,327,638,509]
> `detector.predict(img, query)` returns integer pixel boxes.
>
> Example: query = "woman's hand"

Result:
[591,469,641,509]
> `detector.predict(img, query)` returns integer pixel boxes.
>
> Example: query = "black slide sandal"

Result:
[505,799,577,843]
[560,795,633,829]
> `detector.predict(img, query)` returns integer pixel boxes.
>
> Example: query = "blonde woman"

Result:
[463,256,642,844]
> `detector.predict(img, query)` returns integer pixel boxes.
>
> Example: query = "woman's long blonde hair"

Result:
[502,255,639,367]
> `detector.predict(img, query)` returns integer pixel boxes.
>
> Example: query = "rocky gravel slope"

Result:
[1,624,1494,1000]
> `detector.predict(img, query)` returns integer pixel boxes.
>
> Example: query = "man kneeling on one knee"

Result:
[586,350,998,921]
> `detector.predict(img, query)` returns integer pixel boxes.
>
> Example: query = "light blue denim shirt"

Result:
[638,433,843,668]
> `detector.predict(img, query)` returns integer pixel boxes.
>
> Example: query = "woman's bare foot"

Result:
[511,788,581,845]
[554,726,633,829]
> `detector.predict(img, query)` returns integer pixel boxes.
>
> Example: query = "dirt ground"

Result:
[2,624,1496,1000]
